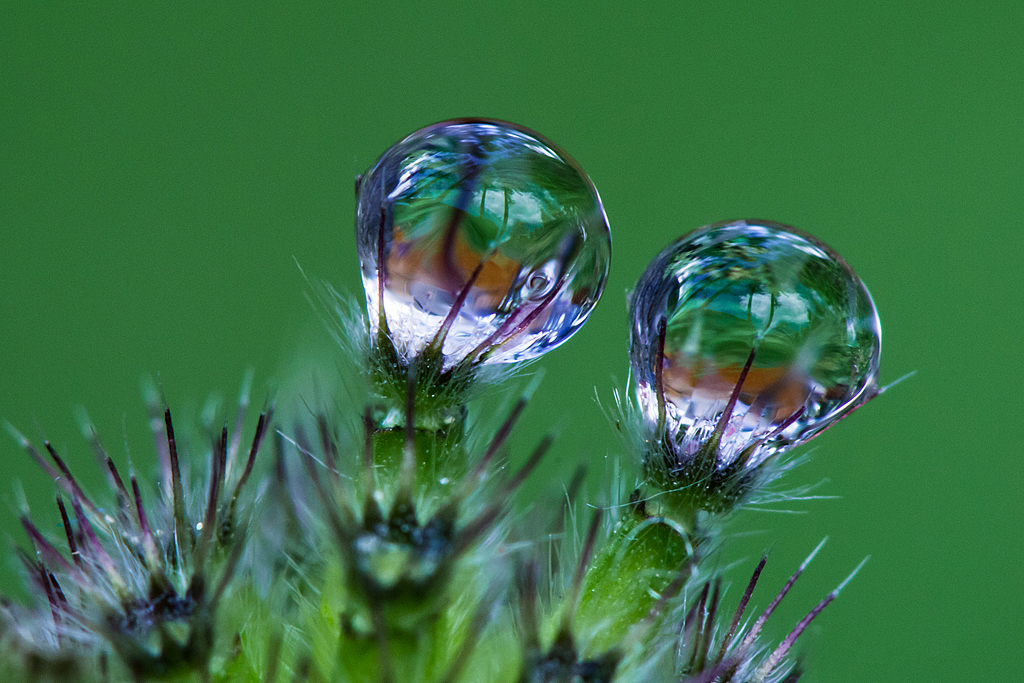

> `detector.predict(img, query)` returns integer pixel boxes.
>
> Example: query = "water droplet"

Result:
[357,119,611,369]
[629,220,881,468]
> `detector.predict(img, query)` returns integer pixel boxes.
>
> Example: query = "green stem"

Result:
[573,505,697,656]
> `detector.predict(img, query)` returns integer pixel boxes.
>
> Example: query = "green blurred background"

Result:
[2,2,1020,681]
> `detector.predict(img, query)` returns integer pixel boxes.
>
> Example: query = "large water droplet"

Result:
[357,119,611,370]
[629,220,881,468]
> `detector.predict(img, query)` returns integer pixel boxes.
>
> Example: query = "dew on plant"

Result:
[3,123,886,683]
[356,119,611,369]
[629,219,882,469]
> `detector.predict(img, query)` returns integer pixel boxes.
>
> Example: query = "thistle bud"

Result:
[629,220,881,511]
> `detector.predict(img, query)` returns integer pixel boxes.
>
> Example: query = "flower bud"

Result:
[629,220,881,507]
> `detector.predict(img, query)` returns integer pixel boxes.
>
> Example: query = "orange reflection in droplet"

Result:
[386,213,521,311]
[662,353,810,423]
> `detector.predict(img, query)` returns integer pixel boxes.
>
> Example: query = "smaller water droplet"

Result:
[629,220,881,468]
